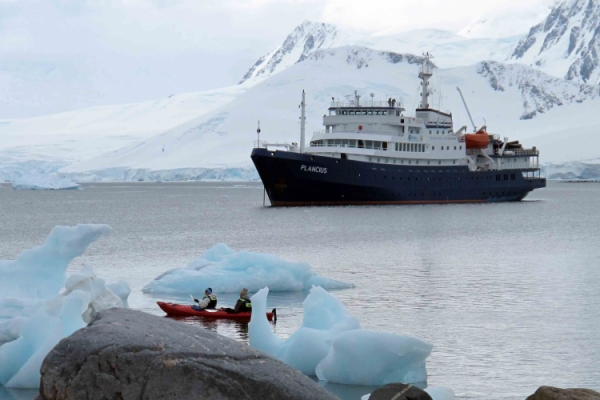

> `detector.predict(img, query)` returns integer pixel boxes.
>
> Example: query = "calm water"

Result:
[1,181,599,400]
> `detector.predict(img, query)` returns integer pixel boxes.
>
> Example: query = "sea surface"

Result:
[0,181,599,400]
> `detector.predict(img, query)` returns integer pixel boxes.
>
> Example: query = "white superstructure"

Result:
[299,54,540,173]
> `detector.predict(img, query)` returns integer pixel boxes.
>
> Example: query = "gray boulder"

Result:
[38,308,338,400]
[369,383,432,400]
[527,386,600,400]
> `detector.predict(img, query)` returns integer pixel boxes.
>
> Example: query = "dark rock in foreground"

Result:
[38,308,337,400]
[369,383,432,400]
[527,386,600,400]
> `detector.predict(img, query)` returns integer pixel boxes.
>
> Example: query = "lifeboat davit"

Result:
[464,129,490,150]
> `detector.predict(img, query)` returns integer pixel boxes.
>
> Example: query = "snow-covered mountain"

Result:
[458,1,554,39]
[60,46,600,181]
[240,20,521,84]
[0,85,248,181]
[511,0,600,83]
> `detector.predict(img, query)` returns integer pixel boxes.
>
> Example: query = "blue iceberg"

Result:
[143,243,354,294]
[249,286,434,387]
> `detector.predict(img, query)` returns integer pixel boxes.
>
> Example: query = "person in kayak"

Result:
[222,288,252,314]
[192,288,217,311]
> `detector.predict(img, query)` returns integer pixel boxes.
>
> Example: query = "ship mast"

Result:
[419,52,434,109]
[300,90,306,153]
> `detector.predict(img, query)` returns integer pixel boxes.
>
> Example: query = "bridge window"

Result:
[365,140,373,149]
[358,140,364,148]
[349,110,355,115]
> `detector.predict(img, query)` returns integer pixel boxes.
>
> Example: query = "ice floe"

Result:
[11,174,81,190]
[0,224,130,388]
[143,243,353,294]
[250,286,437,388]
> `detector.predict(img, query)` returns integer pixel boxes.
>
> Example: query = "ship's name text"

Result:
[301,165,328,174]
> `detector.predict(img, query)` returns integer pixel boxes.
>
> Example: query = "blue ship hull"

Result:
[251,148,546,206]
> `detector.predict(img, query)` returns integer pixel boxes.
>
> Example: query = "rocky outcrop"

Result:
[511,0,600,83]
[369,383,432,400]
[38,308,337,400]
[527,386,600,399]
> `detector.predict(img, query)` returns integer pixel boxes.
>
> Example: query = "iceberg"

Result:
[11,174,81,190]
[315,330,432,385]
[425,386,456,400]
[0,225,131,388]
[249,286,432,387]
[143,243,353,294]
[250,287,360,375]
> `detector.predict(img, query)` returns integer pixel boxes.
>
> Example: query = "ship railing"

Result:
[254,140,269,148]
[313,129,328,135]
[330,101,404,109]
[513,148,539,156]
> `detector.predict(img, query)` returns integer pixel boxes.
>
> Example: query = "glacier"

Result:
[0,224,131,389]
[143,243,353,294]
[249,287,435,387]
[11,174,81,190]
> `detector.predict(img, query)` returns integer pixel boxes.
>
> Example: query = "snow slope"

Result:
[61,46,599,180]
[458,1,554,39]
[510,0,600,83]
[0,85,248,181]
[240,21,521,84]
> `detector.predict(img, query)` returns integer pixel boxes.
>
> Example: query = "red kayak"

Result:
[157,301,276,321]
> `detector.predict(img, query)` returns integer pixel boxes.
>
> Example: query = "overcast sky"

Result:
[0,0,557,117]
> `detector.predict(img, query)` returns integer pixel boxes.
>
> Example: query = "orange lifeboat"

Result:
[464,129,490,149]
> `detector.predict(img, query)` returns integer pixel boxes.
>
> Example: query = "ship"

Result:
[251,54,546,206]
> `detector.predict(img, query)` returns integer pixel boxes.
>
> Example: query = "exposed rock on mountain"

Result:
[511,0,600,83]
[240,21,339,84]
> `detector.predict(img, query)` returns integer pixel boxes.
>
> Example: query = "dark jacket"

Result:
[233,295,252,313]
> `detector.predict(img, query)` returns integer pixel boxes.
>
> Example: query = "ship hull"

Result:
[251,148,546,206]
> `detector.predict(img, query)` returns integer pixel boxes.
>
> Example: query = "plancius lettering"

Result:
[300,164,328,174]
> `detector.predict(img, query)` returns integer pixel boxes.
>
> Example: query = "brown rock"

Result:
[527,386,600,400]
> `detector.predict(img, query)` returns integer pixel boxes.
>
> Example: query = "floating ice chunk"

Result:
[143,244,353,294]
[0,290,90,388]
[248,288,283,357]
[425,386,455,400]
[0,225,130,389]
[63,265,124,323]
[0,224,112,300]
[11,175,81,190]
[250,286,434,387]
[250,286,360,375]
[315,330,432,385]
[107,281,131,309]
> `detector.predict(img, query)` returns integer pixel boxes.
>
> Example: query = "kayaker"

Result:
[222,288,252,314]
[192,288,218,311]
